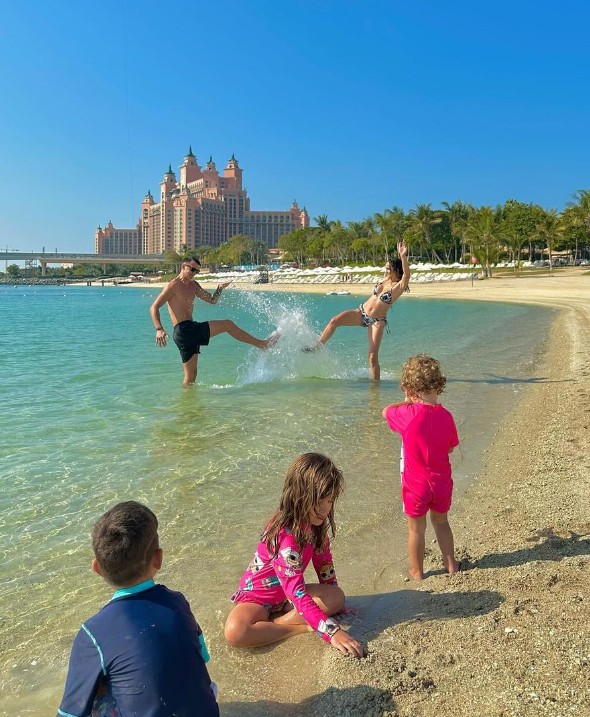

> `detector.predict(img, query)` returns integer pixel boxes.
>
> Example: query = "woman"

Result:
[308,241,410,379]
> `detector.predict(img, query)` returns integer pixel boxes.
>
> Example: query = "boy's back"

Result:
[58,582,219,717]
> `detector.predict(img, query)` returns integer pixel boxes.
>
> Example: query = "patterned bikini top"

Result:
[373,281,393,304]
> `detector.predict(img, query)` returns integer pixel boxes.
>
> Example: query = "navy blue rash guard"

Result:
[57,580,219,717]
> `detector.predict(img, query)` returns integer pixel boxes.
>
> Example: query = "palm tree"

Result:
[312,214,332,263]
[463,206,501,277]
[408,204,443,262]
[314,214,331,233]
[324,220,351,265]
[534,209,563,275]
[565,189,590,263]
[373,210,392,255]
[441,201,471,263]
[347,221,369,263]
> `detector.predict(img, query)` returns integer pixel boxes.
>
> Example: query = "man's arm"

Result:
[194,281,232,305]
[150,283,175,346]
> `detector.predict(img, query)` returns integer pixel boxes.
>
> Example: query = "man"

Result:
[150,257,279,385]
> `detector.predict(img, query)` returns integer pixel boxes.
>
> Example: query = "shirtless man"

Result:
[150,256,279,385]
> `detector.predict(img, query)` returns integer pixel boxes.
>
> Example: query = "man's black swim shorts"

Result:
[173,320,211,363]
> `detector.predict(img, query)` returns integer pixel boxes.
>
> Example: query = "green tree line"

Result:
[276,189,590,278]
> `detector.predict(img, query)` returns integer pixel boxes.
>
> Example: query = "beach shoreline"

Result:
[131,266,585,305]
[295,270,590,717]
[2,271,588,716]
[215,269,590,716]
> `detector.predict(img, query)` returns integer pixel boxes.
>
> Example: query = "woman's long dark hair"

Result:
[386,256,410,292]
[264,453,344,555]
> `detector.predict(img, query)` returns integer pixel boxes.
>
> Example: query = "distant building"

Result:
[95,148,309,256]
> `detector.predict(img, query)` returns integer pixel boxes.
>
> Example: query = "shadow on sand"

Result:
[467,526,590,571]
[221,587,503,716]
[223,685,396,717]
[447,374,557,385]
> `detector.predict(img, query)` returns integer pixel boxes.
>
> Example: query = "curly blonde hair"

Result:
[400,354,447,396]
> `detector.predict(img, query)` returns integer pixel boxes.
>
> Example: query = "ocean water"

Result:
[0,284,553,714]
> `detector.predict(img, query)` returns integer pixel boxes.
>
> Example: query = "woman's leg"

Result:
[367,322,386,379]
[407,515,427,580]
[319,309,364,344]
[430,510,459,573]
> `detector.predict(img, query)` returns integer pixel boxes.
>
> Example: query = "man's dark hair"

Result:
[92,501,159,586]
[183,256,201,266]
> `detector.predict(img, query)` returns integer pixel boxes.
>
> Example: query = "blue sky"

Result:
[1,1,588,253]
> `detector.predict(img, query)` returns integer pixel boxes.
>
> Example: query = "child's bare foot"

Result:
[409,568,424,581]
[445,560,460,574]
[263,330,281,350]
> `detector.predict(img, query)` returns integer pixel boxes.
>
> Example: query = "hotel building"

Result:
[94,148,309,255]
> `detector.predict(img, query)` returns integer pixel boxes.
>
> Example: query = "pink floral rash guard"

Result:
[231,527,340,642]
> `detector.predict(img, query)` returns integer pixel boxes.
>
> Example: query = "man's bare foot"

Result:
[263,330,281,350]
[409,568,424,581]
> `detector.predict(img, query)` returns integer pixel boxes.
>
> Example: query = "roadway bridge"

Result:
[2,252,167,275]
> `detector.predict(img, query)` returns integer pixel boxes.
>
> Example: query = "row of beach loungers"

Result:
[204,271,475,285]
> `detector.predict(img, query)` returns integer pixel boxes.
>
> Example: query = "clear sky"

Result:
[1,1,588,253]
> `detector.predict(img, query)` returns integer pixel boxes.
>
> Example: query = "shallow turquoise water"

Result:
[0,284,553,713]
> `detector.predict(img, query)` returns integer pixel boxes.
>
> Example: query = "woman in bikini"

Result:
[309,241,410,379]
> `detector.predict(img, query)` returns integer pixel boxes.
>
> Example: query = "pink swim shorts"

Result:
[402,478,453,518]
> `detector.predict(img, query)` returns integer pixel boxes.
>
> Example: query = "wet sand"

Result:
[216,269,590,716]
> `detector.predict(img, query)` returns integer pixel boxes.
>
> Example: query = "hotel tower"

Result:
[94,148,309,255]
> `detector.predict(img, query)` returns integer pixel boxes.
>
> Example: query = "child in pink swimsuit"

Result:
[224,453,364,658]
[382,355,460,580]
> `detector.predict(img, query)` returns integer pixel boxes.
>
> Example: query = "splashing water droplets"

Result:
[235,289,344,383]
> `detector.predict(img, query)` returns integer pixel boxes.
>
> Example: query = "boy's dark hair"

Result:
[92,501,159,586]
[183,256,201,266]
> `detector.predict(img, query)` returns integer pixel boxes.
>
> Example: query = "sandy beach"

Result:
[94,270,590,715]
[304,270,590,717]
[211,269,589,716]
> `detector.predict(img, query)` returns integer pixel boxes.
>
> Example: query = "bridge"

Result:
[2,251,167,276]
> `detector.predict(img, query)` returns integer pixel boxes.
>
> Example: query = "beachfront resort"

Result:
[94,148,310,256]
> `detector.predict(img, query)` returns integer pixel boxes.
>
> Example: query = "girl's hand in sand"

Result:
[330,628,365,658]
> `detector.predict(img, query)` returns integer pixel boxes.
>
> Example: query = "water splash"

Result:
[233,290,350,383]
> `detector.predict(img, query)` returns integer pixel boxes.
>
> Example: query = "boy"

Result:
[382,355,460,580]
[57,501,219,717]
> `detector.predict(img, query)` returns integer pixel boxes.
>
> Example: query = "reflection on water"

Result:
[0,286,553,713]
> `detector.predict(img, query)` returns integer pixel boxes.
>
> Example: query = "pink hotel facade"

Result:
[94,148,310,256]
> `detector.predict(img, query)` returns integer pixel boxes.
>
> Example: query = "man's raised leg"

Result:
[209,320,279,350]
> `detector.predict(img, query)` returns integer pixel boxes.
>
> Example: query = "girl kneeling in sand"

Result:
[224,453,364,658]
